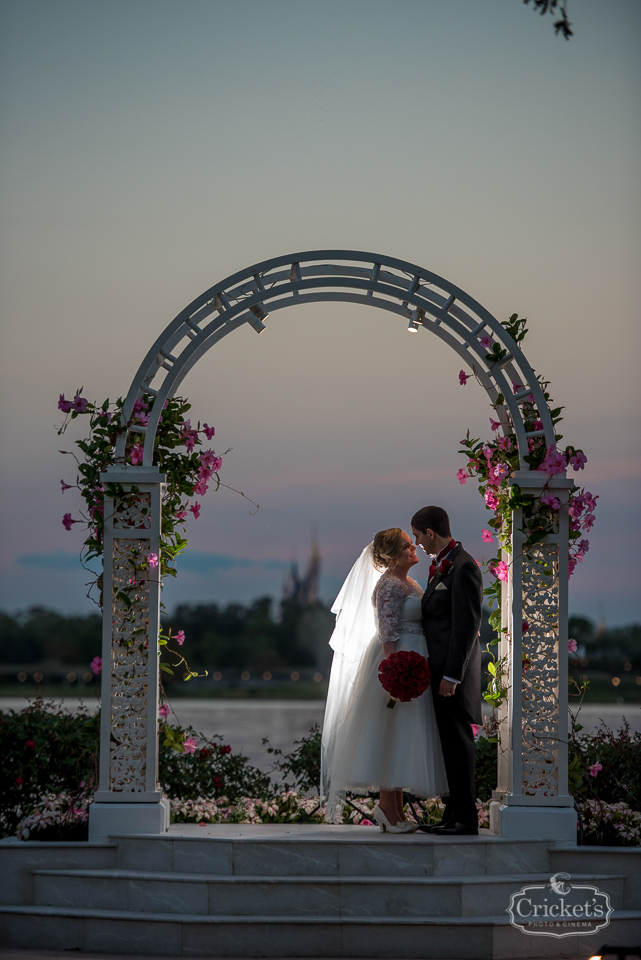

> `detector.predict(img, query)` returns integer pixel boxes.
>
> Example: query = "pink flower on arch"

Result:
[72,392,88,413]
[202,423,216,440]
[456,468,468,485]
[159,703,171,719]
[90,656,102,675]
[582,514,596,532]
[480,335,493,350]
[568,639,578,653]
[193,479,209,496]
[490,560,509,582]
[489,417,501,432]
[570,451,587,471]
[62,513,77,531]
[199,450,222,472]
[133,398,149,414]
[60,480,72,494]
[459,370,471,385]
[175,630,185,646]
[175,509,187,521]
[183,736,198,755]
[189,502,201,519]
[589,762,602,778]
[471,723,482,738]
[481,529,494,543]
[539,444,567,477]
[129,443,144,465]
[484,488,500,511]
[482,444,494,461]
[541,493,561,510]
[58,394,73,413]
[146,553,159,568]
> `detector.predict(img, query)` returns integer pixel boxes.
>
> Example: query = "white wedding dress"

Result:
[321,566,448,821]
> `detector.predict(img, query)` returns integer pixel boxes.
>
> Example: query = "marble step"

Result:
[31,868,627,918]
[112,832,553,877]
[0,840,117,907]
[2,903,641,959]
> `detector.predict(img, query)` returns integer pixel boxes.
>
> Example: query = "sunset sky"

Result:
[1,0,639,625]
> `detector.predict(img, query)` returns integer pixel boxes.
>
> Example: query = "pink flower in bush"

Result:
[175,630,185,646]
[522,621,529,633]
[459,370,470,385]
[497,436,512,452]
[133,398,148,413]
[193,479,209,496]
[589,762,602,778]
[568,557,578,578]
[159,704,171,719]
[490,560,509,582]
[58,394,73,413]
[189,502,201,519]
[146,553,159,568]
[202,423,216,440]
[72,392,88,413]
[482,444,493,461]
[25,739,35,749]
[175,509,187,521]
[471,723,481,738]
[183,736,198,754]
[532,419,543,431]
[60,480,72,493]
[568,639,578,653]
[219,745,231,754]
[456,468,468,485]
[480,336,493,350]
[489,417,501,431]
[481,529,494,543]
[62,513,77,531]
[360,818,374,826]
[492,462,510,482]
[541,493,561,510]
[90,656,102,675]
[582,514,596,532]
[570,451,587,471]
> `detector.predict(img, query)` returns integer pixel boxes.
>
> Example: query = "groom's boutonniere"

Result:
[438,558,453,577]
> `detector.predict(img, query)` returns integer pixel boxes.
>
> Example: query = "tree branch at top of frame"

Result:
[523,0,573,40]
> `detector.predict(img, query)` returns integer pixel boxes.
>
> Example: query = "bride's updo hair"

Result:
[372,528,404,571]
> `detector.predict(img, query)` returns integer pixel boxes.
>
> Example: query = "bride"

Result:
[321,528,448,833]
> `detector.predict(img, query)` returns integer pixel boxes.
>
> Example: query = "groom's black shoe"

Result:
[416,819,455,833]
[431,821,478,836]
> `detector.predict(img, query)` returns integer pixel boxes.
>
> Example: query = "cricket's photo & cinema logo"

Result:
[508,872,613,939]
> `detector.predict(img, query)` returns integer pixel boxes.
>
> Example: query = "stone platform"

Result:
[1,825,640,959]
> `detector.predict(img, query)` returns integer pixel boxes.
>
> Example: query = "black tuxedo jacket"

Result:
[421,542,483,724]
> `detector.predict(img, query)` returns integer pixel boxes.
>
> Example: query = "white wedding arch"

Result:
[90,251,575,842]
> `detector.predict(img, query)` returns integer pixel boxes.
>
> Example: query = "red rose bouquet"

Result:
[378,650,431,709]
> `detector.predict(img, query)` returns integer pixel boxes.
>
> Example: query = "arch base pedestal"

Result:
[88,799,170,843]
[490,800,576,845]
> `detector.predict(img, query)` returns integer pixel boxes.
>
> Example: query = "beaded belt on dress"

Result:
[398,626,424,635]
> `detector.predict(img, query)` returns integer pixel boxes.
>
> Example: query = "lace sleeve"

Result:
[374,577,406,644]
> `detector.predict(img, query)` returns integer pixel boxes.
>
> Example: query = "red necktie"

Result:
[429,539,457,580]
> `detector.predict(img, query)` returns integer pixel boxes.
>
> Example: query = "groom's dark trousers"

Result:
[422,543,483,828]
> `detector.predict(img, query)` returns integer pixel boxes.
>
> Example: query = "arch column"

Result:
[88,466,169,842]
[490,471,575,843]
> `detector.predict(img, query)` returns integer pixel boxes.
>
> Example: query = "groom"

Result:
[411,505,483,835]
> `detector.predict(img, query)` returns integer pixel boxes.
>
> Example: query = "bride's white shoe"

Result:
[373,807,419,834]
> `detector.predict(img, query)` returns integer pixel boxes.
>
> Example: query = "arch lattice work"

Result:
[114,251,555,467]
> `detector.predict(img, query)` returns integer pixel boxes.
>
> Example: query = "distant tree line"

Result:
[1,604,637,674]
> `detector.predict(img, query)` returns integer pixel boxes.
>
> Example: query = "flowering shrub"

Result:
[158,724,273,802]
[457,313,596,706]
[578,800,641,847]
[16,785,92,841]
[0,697,99,837]
[264,724,322,795]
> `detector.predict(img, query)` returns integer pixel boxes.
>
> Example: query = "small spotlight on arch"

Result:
[248,303,268,333]
[407,309,423,333]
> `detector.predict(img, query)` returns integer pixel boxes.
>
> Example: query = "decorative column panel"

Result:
[490,470,576,842]
[89,466,169,840]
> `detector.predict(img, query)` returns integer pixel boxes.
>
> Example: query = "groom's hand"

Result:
[438,678,457,698]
